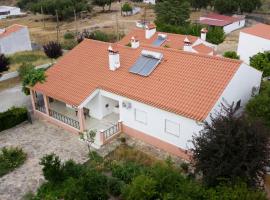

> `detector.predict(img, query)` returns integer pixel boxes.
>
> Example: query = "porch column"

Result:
[43,94,50,115]
[30,89,36,111]
[78,108,86,132]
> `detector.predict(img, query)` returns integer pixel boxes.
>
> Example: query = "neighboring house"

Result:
[143,0,155,5]
[30,38,262,161]
[199,13,245,34]
[0,24,32,54]
[119,25,217,56]
[237,23,270,64]
[0,6,23,19]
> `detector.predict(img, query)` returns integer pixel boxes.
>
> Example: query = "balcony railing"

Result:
[35,104,46,113]
[103,123,120,140]
[49,109,80,130]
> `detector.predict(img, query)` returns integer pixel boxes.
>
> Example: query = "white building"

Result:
[237,23,270,64]
[0,6,23,19]
[199,13,245,34]
[0,24,32,54]
[143,0,155,5]
[31,39,262,161]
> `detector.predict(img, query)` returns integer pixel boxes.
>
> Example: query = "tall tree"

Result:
[192,103,270,187]
[250,51,270,77]
[155,0,191,26]
[214,0,238,14]
[190,0,211,10]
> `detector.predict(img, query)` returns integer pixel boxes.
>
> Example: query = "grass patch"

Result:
[8,51,51,72]
[0,147,27,177]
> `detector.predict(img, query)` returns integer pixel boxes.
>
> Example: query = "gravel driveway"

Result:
[0,120,89,200]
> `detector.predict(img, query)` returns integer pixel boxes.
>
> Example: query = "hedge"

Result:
[0,107,28,132]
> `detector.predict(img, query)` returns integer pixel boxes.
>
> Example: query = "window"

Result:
[165,119,180,137]
[134,109,147,124]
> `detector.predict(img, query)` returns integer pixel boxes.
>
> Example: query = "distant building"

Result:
[237,23,270,64]
[0,6,23,19]
[0,24,32,54]
[199,13,245,34]
[143,0,155,5]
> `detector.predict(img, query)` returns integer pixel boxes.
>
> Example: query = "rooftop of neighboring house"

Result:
[241,23,270,40]
[0,24,26,39]
[33,39,242,121]
[199,13,245,27]
[0,6,19,12]
[118,28,215,55]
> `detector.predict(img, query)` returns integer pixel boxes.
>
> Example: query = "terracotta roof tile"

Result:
[193,43,214,55]
[33,39,241,121]
[0,24,25,39]
[200,13,243,27]
[241,23,270,40]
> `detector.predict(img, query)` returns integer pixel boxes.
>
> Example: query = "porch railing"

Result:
[103,123,120,140]
[35,104,46,113]
[49,109,80,130]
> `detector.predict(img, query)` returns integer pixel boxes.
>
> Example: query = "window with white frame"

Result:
[134,109,147,124]
[165,119,180,137]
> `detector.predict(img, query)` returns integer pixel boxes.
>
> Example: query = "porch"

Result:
[30,89,122,148]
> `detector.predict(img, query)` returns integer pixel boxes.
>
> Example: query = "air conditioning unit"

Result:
[122,101,132,109]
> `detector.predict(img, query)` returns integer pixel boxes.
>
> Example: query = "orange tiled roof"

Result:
[0,24,25,39]
[193,43,214,55]
[241,23,270,40]
[118,28,213,55]
[33,39,241,121]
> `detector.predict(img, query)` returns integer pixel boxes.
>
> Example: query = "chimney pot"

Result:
[145,24,156,39]
[131,36,140,48]
[200,28,208,41]
[108,45,120,71]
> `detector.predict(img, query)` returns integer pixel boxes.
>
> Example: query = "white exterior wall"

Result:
[0,27,32,54]
[81,63,261,151]
[237,32,270,64]
[206,63,262,121]
[143,0,155,4]
[0,7,21,19]
[223,19,245,34]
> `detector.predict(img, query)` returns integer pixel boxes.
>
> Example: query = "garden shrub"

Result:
[22,68,46,95]
[223,51,240,60]
[0,147,27,177]
[111,161,145,183]
[122,175,157,200]
[43,42,63,59]
[18,63,35,78]
[0,107,28,132]
[64,31,75,40]
[61,39,78,50]
[107,176,125,196]
[0,54,10,74]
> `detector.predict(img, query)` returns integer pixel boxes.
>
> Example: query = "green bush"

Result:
[122,2,133,12]
[17,63,35,78]
[111,161,145,183]
[107,177,125,196]
[207,27,225,45]
[0,107,28,132]
[61,39,78,50]
[0,147,27,177]
[22,68,46,95]
[64,31,75,40]
[223,51,240,60]
[250,51,270,77]
[122,175,157,200]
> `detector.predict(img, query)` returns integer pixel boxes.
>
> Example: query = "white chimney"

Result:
[145,24,156,39]
[0,29,6,34]
[201,28,208,41]
[131,36,140,49]
[108,45,120,71]
[183,37,192,52]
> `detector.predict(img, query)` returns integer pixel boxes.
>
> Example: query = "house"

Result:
[237,23,270,64]
[30,39,262,161]
[143,0,155,5]
[0,6,23,19]
[0,24,32,54]
[119,25,217,56]
[199,13,245,34]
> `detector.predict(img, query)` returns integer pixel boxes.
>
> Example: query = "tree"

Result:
[192,103,270,187]
[43,41,63,60]
[223,51,240,59]
[0,54,10,74]
[206,27,225,45]
[93,0,110,12]
[190,0,211,10]
[246,82,270,128]
[250,51,270,77]
[122,2,133,12]
[22,68,46,95]
[155,0,191,26]
[79,129,97,156]
[214,0,238,14]
[239,0,262,13]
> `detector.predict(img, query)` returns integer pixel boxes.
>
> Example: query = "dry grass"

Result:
[0,77,20,92]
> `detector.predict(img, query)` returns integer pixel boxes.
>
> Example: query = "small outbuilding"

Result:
[0,6,23,19]
[237,23,270,64]
[199,13,245,34]
[0,24,32,54]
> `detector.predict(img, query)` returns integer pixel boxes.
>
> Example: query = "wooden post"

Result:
[74,9,78,36]
[118,120,123,132]
[55,10,60,43]
[115,12,119,41]
[43,94,50,115]
[100,130,105,145]
[41,6,45,29]
[78,108,86,132]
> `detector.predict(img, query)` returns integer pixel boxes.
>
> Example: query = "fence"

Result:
[49,109,80,130]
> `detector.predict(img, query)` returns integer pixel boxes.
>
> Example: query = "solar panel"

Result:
[152,34,167,47]
[129,50,163,77]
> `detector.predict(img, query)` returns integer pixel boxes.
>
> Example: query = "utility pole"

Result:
[55,10,60,43]
[116,12,119,41]
[74,9,78,36]
[41,6,45,29]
